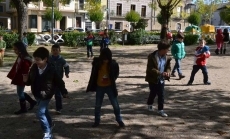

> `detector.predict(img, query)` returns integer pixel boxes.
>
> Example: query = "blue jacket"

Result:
[171,40,186,59]
[49,55,69,78]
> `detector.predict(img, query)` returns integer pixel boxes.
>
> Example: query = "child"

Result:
[215,29,223,55]
[49,44,70,114]
[222,28,229,54]
[145,40,171,117]
[187,39,211,85]
[24,47,68,139]
[7,41,37,114]
[171,33,186,79]
[22,32,28,48]
[86,48,125,128]
[100,29,110,52]
[0,35,6,66]
[85,31,95,59]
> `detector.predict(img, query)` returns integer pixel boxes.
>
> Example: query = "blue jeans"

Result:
[188,65,209,83]
[17,85,25,100]
[172,59,182,75]
[54,88,62,111]
[36,98,52,133]
[95,86,122,123]
[147,83,165,110]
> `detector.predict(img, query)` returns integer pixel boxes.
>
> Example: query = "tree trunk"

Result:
[160,7,169,40]
[15,1,28,40]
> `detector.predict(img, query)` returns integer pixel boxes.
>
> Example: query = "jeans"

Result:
[36,98,52,133]
[17,85,25,100]
[172,59,182,75]
[188,65,208,83]
[54,88,62,111]
[94,86,122,123]
[87,45,93,57]
[147,83,165,110]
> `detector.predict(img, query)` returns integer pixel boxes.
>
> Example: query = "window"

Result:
[79,0,84,10]
[29,15,37,28]
[116,3,122,16]
[85,22,92,30]
[141,5,146,17]
[131,4,136,11]
[115,22,121,30]
[0,6,3,12]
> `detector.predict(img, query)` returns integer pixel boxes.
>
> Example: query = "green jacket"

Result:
[0,40,6,50]
[145,50,172,84]
[171,40,186,59]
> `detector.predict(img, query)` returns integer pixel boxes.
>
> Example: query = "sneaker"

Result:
[187,82,192,86]
[204,81,211,85]
[179,74,185,80]
[147,105,154,111]
[43,132,53,139]
[118,121,125,128]
[158,110,168,117]
[171,73,176,77]
[92,122,100,127]
[56,109,61,114]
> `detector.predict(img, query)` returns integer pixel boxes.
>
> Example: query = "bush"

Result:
[127,29,147,45]
[62,32,85,47]
[3,33,19,48]
[27,32,36,46]
[183,34,199,46]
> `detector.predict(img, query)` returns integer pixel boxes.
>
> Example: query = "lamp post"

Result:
[107,0,110,29]
[51,0,54,43]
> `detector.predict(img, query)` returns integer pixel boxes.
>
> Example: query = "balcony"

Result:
[75,2,87,13]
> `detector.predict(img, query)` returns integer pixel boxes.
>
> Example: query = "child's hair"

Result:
[23,32,27,36]
[223,28,229,33]
[157,40,171,50]
[176,32,184,39]
[13,41,30,58]
[199,39,206,44]
[99,48,112,62]
[52,44,61,50]
[33,47,49,60]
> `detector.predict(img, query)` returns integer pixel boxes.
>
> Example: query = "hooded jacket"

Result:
[216,29,224,44]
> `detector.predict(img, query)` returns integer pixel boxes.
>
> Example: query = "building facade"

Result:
[0,0,11,29]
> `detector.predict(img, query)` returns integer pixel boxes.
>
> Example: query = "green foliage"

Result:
[44,8,63,21]
[27,32,36,46]
[183,34,199,46]
[127,29,147,45]
[3,33,19,48]
[62,32,84,47]
[187,12,201,26]
[220,7,230,25]
[88,9,104,22]
[125,10,141,23]
[156,13,163,25]
[135,19,148,29]
[42,0,71,7]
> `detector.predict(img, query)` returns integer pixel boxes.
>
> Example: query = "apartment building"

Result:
[2,0,87,32]
[0,0,11,29]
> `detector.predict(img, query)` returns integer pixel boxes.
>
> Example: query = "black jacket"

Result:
[223,32,229,42]
[86,57,119,96]
[26,63,68,99]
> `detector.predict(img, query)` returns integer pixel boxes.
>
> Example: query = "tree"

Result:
[125,10,141,31]
[220,6,230,25]
[10,0,70,40]
[156,0,182,40]
[44,8,63,21]
[135,19,148,29]
[156,13,163,25]
[187,12,201,26]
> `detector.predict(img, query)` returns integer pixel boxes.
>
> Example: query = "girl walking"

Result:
[222,28,229,54]
[215,29,223,55]
[7,41,37,114]
[100,29,110,52]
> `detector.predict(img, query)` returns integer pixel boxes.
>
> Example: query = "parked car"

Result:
[65,27,84,32]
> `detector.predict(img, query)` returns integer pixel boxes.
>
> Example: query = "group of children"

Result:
[3,31,213,139]
[215,28,229,55]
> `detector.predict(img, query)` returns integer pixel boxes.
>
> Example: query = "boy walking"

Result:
[49,44,69,114]
[0,35,6,66]
[187,39,211,85]
[23,47,68,139]
[145,40,171,117]
[171,33,186,79]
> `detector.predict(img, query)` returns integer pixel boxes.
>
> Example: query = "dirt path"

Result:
[0,44,229,139]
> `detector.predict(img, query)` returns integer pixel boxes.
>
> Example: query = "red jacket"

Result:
[7,56,32,86]
[193,46,210,66]
[216,29,223,44]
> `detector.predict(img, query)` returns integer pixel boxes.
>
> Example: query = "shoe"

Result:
[50,123,55,132]
[223,49,226,54]
[92,122,100,127]
[43,132,53,139]
[118,121,125,128]
[179,74,185,80]
[204,81,211,85]
[215,49,219,55]
[147,105,154,111]
[158,110,168,117]
[171,73,176,77]
[187,82,192,86]
[56,109,61,114]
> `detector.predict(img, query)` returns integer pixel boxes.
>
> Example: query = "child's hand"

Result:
[65,74,69,78]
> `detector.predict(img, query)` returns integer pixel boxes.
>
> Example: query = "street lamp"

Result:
[51,0,54,43]
[107,0,110,29]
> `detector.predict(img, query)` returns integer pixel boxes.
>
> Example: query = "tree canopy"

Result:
[44,8,63,21]
[220,6,230,25]
[187,12,201,26]
[125,10,141,23]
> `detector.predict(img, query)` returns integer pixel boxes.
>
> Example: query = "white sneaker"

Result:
[158,110,168,117]
[147,105,154,111]
[43,132,53,139]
